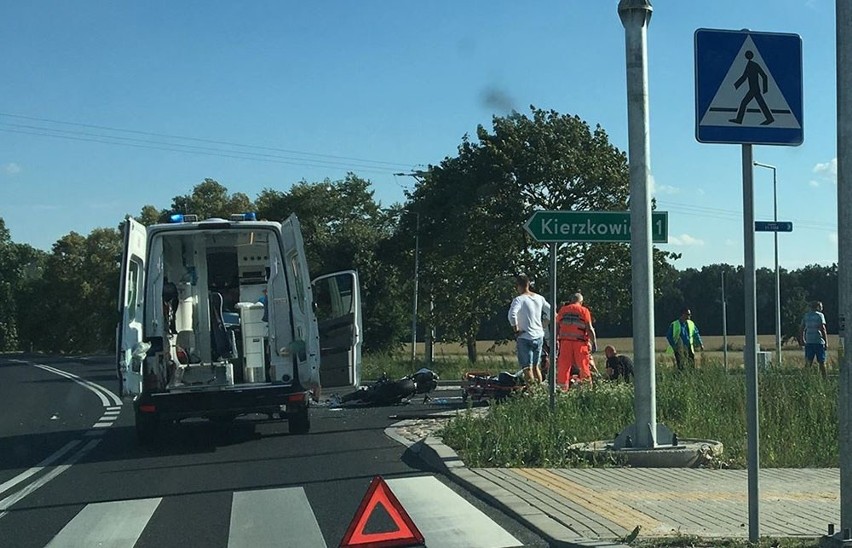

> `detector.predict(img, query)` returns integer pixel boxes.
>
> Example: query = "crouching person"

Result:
[604,345,634,382]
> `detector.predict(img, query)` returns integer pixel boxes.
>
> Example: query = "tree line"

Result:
[0,107,835,359]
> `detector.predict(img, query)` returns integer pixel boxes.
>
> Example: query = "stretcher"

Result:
[461,370,525,403]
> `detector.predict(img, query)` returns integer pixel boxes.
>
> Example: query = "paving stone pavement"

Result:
[468,467,839,540]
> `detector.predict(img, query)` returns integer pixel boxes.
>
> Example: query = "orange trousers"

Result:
[557,339,591,388]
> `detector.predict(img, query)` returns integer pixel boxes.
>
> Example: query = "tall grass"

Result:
[442,364,838,468]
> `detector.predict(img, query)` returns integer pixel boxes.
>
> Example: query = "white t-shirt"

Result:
[508,293,551,340]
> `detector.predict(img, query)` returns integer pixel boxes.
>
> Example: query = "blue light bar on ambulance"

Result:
[169,214,199,223]
[229,213,258,221]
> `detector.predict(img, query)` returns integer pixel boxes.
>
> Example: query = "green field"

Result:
[397,334,841,374]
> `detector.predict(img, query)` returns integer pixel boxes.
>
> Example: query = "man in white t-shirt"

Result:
[508,274,551,383]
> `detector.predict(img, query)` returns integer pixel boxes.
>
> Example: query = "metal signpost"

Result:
[837,1,852,544]
[753,161,784,367]
[695,28,803,543]
[524,210,669,411]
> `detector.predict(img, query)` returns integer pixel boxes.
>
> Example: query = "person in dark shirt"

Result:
[604,345,633,382]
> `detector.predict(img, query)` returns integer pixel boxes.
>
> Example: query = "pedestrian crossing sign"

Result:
[695,28,803,145]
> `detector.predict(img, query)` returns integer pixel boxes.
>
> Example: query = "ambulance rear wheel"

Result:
[288,407,310,435]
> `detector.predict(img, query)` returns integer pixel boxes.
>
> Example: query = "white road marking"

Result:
[0,440,81,498]
[97,415,119,421]
[92,422,114,428]
[103,410,121,416]
[387,476,522,548]
[34,363,122,407]
[46,497,161,547]
[228,487,327,548]
[0,439,101,518]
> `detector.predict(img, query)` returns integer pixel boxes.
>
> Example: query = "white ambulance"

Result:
[116,213,361,444]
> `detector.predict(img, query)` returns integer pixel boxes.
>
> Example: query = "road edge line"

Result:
[0,439,101,517]
[34,363,122,407]
[0,440,82,498]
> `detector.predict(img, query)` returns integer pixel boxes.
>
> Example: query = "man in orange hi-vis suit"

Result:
[555,293,597,389]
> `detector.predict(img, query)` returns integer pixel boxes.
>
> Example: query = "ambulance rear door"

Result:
[117,217,146,397]
[279,215,321,389]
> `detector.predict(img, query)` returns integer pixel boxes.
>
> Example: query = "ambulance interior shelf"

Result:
[152,229,274,390]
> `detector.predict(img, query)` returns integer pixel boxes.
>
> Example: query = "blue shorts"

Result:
[517,337,543,368]
[805,343,826,364]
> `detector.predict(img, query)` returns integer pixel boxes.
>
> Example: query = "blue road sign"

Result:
[695,29,803,146]
[755,221,793,232]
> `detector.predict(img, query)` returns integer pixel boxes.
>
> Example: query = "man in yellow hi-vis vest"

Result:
[666,307,704,370]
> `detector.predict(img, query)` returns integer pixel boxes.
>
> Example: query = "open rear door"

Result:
[280,214,321,388]
[312,270,362,389]
[117,217,146,398]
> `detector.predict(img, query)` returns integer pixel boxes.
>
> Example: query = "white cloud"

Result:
[725,239,736,246]
[829,232,838,244]
[809,180,820,188]
[697,188,706,196]
[668,233,705,246]
[649,174,680,196]
[813,157,837,183]
[3,162,21,175]
[656,184,680,195]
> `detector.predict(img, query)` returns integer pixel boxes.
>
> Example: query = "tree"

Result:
[256,174,409,352]
[404,107,679,361]
[25,229,121,353]
[168,178,254,220]
[0,219,18,350]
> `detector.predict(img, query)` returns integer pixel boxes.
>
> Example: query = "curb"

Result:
[391,419,629,548]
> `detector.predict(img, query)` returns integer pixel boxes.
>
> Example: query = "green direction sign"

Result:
[524,211,669,243]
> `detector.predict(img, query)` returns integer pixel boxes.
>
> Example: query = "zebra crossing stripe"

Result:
[228,487,326,548]
[386,476,521,548]
[46,497,162,547]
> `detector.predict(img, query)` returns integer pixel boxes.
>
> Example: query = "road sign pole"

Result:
[722,270,728,372]
[549,243,557,412]
[774,168,782,368]
[742,144,760,542]
[619,0,656,448]
[837,0,852,537]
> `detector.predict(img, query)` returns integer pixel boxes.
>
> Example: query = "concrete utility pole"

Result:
[394,171,427,365]
[754,161,782,367]
[619,0,657,448]
[836,0,852,539]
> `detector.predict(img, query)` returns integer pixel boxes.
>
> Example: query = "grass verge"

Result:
[633,535,819,547]
[441,363,837,468]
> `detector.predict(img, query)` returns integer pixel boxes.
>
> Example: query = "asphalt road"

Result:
[0,354,546,547]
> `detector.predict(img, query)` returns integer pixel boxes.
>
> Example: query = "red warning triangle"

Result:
[339,476,425,548]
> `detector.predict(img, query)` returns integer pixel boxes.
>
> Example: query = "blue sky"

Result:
[0,0,837,270]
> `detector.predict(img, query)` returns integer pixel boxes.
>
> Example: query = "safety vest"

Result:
[557,304,588,341]
[669,319,696,352]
